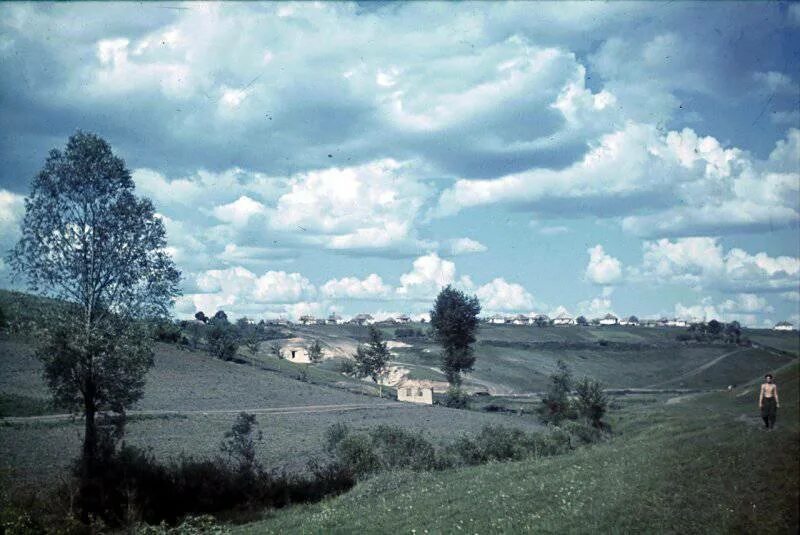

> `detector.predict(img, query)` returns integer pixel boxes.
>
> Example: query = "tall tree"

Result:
[353,326,390,397]
[430,285,481,386]
[8,131,180,485]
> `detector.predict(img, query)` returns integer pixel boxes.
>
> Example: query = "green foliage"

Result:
[394,327,426,339]
[270,342,283,359]
[574,377,608,427]
[352,327,389,392]
[0,304,6,332]
[152,320,182,344]
[40,318,154,414]
[220,412,263,473]
[137,515,231,535]
[540,360,574,424]
[443,386,471,409]
[576,315,589,326]
[7,132,180,500]
[194,311,208,323]
[244,332,260,356]
[308,339,323,363]
[430,285,481,386]
[207,322,240,361]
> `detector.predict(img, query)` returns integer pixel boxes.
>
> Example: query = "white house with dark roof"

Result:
[774,321,795,331]
[598,313,619,326]
[553,314,574,326]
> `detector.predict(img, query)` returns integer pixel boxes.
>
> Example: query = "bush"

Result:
[449,425,537,465]
[336,358,356,375]
[443,387,470,409]
[369,425,438,471]
[152,321,182,344]
[67,414,355,528]
[574,377,608,428]
[207,323,240,361]
[334,434,382,478]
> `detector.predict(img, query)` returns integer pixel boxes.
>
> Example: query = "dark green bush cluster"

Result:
[394,327,426,338]
[539,360,609,429]
[325,422,606,479]
[70,413,354,527]
[443,386,471,409]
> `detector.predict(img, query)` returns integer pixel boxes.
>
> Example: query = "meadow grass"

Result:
[235,362,799,534]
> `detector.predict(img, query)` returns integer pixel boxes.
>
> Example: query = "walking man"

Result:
[759,374,780,430]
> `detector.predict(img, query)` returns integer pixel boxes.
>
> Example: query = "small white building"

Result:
[553,314,574,326]
[512,314,530,325]
[666,318,688,328]
[599,313,619,326]
[774,321,796,331]
[298,315,316,325]
[487,314,507,324]
[619,316,639,326]
[277,338,312,363]
[397,384,434,405]
[395,314,411,324]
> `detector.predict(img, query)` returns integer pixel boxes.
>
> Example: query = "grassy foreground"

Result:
[236,363,799,534]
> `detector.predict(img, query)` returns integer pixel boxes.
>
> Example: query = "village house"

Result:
[276,338,312,363]
[619,316,639,326]
[774,321,796,331]
[666,318,688,328]
[598,313,619,326]
[553,314,574,326]
[512,314,530,325]
[532,314,550,326]
[327,313,342,325]
[395,314,411,324]
[396,383,434,405]
[487,314,507,324]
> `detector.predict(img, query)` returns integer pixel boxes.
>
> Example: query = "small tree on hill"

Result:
[208,321,240,361]
[430,285,481,387]
[245,331,260,356]
[724,321,741,345]
[707,319,722,336]
[213,310,228,323]
[574,377,608,428]
[576,316,589,326]
[194,311,208,323]
[308,339,324,363]
[353,326,390,397]
[220,412,263,475]
[541,359,573,424]
[8,132,181,516]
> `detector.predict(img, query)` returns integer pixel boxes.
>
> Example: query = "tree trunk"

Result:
[81,393,97,524]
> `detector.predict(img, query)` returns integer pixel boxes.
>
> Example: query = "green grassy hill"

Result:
[237,361,800,534]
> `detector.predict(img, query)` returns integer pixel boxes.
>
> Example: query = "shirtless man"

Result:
[759,374,780,430]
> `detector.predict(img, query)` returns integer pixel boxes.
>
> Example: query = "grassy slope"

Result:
[239,362,799,534]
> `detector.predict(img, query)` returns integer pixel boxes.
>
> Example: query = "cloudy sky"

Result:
[1,1,799,326]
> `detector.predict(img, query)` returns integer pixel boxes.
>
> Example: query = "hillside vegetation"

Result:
[238,361,800,534]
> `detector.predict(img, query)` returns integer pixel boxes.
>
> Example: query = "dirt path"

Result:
[645,347,749,389]
[0,402,414,424]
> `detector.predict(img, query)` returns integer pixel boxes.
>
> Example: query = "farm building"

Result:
[487,314,507,324]
[396,383,434,405]
[599,314,619,326]
[512,314,530,325]
[774,321,795,331]
[275,338,312,363]
[395,314,411,324]
[619,316,639,326]
[553,314,574,326]
[666,318,688,328]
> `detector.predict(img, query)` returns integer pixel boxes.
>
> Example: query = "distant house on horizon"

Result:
[395,314,411,324]
[553,314,574,326]
[666,318,688,328]
[298,315,316,325]
[512,314,530,325]
[774,321,795,331]
[598,313,618,326]
[619,316,639,326]
[487,314,506,324]
[327,313,342,325]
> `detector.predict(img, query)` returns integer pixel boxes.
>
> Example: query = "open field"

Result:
[236,361,800,534]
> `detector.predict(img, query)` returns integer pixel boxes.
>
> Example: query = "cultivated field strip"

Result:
[0,402,411,424]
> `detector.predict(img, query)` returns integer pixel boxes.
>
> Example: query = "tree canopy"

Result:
[430,285,481,386]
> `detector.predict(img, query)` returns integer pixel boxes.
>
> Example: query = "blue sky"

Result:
[0,1,798,326]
